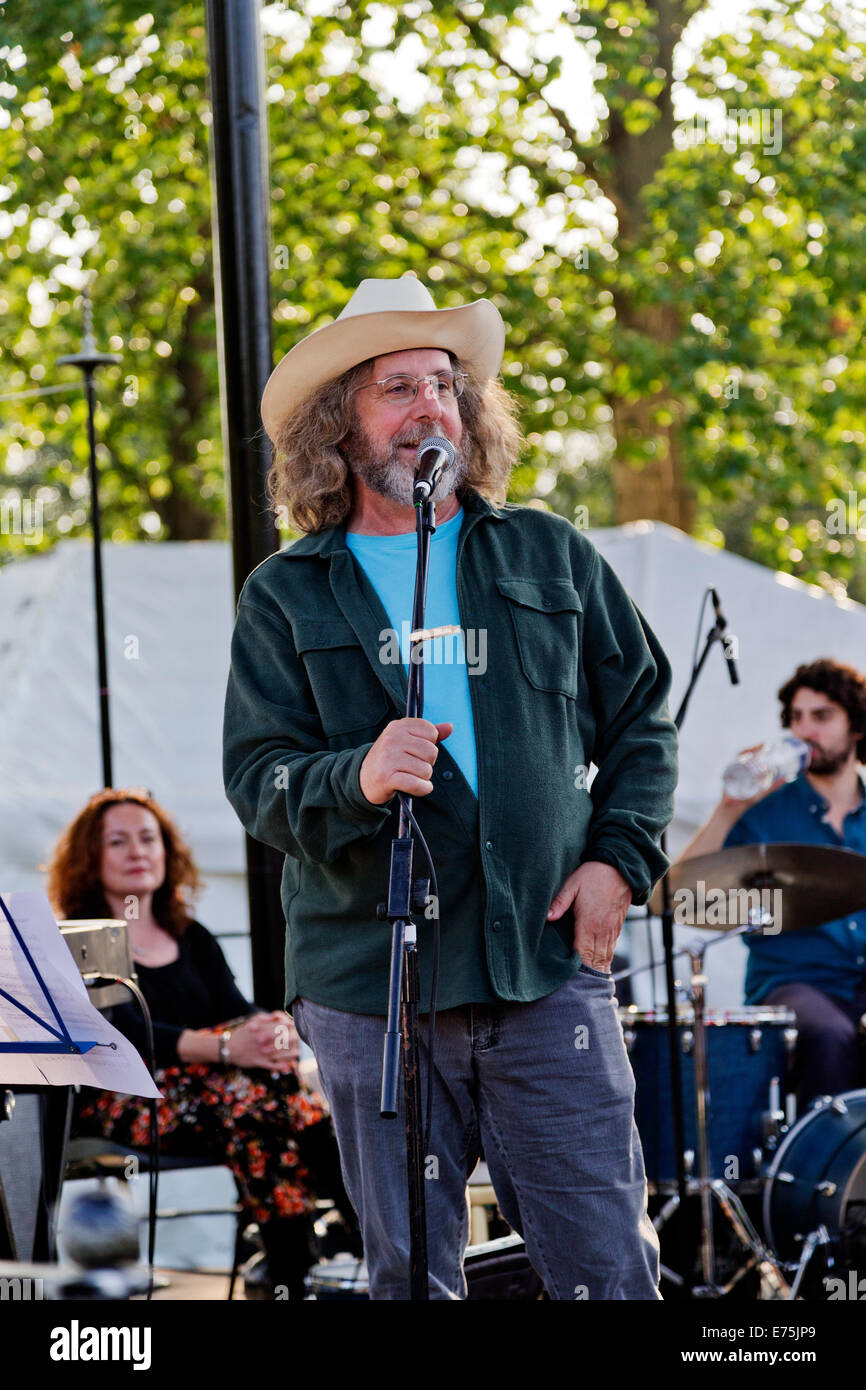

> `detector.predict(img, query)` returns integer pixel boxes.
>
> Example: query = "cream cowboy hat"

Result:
[260,276,505,441]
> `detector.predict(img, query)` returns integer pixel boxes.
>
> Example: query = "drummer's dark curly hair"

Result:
[778,659,866,761]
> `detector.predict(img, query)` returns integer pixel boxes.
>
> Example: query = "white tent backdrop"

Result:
[0,538,249,972]
[2,527,864,1266]
[587,520,866,1015]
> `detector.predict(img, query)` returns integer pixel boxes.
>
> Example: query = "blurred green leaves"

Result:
[2,1,866,601]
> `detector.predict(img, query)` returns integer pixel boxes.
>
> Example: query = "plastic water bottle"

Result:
[722,734,811,800]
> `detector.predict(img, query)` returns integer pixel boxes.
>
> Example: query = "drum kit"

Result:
[621,840,866,1299]
[306,840,866,1302]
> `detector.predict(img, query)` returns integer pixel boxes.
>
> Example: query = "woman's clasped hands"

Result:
[225,1010,300,1072]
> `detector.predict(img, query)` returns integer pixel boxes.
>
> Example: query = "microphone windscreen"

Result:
[417,435,455,466]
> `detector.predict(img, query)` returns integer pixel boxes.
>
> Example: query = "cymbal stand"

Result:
[787,1224,831,1300]
[623,923,791,1296]
[685,937,790,1296]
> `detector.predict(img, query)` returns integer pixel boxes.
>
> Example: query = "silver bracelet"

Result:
[219,1029,232,1065]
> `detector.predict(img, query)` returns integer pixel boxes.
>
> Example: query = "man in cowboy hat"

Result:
[223,275,678,1300]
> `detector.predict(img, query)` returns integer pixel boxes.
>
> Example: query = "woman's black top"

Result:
[106,920,255,1069]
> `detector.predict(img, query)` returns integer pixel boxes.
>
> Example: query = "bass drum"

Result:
[763,1089,866,1264]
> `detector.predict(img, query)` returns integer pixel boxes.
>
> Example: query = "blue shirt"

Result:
[344,506,479,796]
[723,770,866,1003]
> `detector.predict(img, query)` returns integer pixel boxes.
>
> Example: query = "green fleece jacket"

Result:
[222,488,678,1013]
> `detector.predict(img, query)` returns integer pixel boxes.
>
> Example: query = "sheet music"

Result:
[0,890,161,1097]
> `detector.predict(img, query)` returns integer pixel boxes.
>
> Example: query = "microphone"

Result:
[710,587,740,685]
[413,435,455,504]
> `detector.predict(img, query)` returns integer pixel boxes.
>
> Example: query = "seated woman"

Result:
[47,787,359,1298]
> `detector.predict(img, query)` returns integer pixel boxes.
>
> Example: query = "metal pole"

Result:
[83,369,113,788]
[205,0,285,1008]
[57,292,120,790]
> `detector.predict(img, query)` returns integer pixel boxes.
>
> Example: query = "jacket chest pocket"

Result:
[293,617,390,736]
[495,577,582,698]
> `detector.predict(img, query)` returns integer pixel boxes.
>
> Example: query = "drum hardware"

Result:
[653,1178,792,1299]
[761,1077,787,1151]
[620,924,798,1294]
[787,1225,832,1301]
[763,1088,866,1297]
[633,841,866,1296]
[625,843,866,1296]
[682,935,772,1292]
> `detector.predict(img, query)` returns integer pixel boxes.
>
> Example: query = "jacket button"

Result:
[542,598,552,607]
[485,840,494,850]
[442,770,453,781]
[492,920,502,932]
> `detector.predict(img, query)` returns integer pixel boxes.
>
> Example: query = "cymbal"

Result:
[650,843,866,933]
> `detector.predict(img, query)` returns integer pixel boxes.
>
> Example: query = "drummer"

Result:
[678,658,866,1108]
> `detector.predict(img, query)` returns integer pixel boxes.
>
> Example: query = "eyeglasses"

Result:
[355,371,468,404]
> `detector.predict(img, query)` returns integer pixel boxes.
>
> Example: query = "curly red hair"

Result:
[44,788,203,940]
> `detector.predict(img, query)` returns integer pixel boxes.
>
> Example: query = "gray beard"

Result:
[342,421,471,508]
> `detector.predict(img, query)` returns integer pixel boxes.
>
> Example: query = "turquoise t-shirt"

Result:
[345,507,479,796]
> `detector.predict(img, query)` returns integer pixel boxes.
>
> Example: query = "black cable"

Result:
[84,974,158,1298]
[396,793,439,1157]
[644,906,658,1013]
[689,587,714,683]
[400,501,441,1161]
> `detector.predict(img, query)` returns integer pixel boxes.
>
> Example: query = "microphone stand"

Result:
[657,592,736,1293]
[377,492,438,1301]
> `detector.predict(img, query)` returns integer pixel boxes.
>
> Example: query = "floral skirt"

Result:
[74,1041,331,1225]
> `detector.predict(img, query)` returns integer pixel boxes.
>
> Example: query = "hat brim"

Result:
[260,299,505,441]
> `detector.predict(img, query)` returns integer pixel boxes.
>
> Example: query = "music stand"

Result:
[0,895,98,1056]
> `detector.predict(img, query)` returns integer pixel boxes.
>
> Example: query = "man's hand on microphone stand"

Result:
[359,718,454,805]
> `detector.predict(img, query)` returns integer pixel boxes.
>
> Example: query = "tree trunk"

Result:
[609,300,695,530]
[610,393,695,530]
[603,0,695,530]
[157,266,219,540]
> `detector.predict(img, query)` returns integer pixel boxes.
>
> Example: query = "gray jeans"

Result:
[292,967,660,1300]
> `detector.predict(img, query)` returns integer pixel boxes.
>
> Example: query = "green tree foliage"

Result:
[2,1,866,600]
[1,3,219,553]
